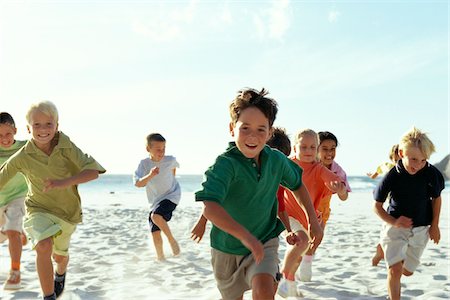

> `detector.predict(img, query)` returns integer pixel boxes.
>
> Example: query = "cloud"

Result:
[328,9,341,23]
[131,0,198,42]
[251,0,292,40]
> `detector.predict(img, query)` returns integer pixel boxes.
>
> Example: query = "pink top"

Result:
[329,161,351,192]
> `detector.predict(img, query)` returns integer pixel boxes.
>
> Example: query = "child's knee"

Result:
[5,230,21,239]
[251,274,275,299]
[53,253,68,264]
[35,238,53,254]
[388,262,403,279]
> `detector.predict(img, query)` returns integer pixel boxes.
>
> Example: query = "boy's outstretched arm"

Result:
[292,185,323,250]
[429,196,442,244]
[43,169,100,192]
[202,201,264,264]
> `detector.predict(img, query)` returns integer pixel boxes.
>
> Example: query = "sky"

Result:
[0,0,448,176]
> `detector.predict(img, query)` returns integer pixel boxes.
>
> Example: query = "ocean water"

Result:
[79,174,450,209]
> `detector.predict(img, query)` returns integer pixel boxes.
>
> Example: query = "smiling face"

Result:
[318,139,337,168]
[0,123,17,149]
[230,106,271,164]
[294,134,318,163]
[147,141,166,162]
[27,110,58,152]
[400,146,427,175]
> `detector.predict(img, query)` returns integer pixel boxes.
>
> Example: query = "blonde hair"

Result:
[399,127,435,159]
[294,128,318,145]
[26,101,59,124]
[389,144,399,161]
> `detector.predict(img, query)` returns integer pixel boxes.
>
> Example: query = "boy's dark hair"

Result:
[318,131,338,146]
[146,133,166,145]
[267,127,291,156]
[230,88,278,127]
[0,112,16,127]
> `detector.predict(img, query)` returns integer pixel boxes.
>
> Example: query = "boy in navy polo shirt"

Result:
[195,88,323,300]
[374,127,445,300]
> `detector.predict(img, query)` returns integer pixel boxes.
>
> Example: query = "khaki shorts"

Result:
[24,212,77,256]
[0,197,26,243]
[211,238,280,300]
[380,224,429,272]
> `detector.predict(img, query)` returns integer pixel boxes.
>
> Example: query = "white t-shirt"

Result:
[134,156,181,210]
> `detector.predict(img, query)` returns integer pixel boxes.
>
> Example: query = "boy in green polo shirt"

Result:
[195,88,323,300]
[0,101,106,300]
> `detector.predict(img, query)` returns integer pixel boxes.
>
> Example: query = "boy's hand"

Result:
[43,178,70,192]
[190,221,207,243]
[309,223,324,251]
[394,216,413,228]
[325,181,345,194]
[241,234,264,264]
[286,231,308,246]
[429,225,440,244]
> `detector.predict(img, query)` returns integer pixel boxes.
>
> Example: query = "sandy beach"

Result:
[1,191,449,300]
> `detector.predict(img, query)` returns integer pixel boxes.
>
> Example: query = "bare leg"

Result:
[6,230,22,269]
[53,254,69,275]
[151,231,165,260]
[151,214,179,256]
[252,273,276,300]
[281,231,309,279]
[35,238,54,296]
[372,244,384,266]
[387,262,403,300]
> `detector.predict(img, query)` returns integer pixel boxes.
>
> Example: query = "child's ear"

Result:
[266,127,274,142]
[146,145,150,152]
[229,122,235,137]
[398,149,405,158]
[26,125,31,134]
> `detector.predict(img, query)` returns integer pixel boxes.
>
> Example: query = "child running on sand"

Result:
[306,131,351,274]
[0,101,105,300]
[0,112,28,290]
[373,127,444,300]
[367,144,400,179]
[278,129,347,298]
[134,133,181,260]
[195,88,322,300]
[368,144,400,266]
[190,127,303,247]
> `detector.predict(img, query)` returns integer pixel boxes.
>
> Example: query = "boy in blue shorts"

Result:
[0,101,106,300]
[195,88,323,300]
[134,133,181,261]
[374,127,445,300]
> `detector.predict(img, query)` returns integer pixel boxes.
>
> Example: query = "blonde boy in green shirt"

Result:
[0,101,106,300]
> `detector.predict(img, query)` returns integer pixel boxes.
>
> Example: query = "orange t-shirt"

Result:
[283,157,343,229]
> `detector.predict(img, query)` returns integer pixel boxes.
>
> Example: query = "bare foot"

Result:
[156,255,166,261]
[170,240,180,256]
[372,244,384,266]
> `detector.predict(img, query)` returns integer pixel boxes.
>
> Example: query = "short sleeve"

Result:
[374,172,393,203]
[280,156,302,191]
[428,166,445,198]
[65,142,106,174]
[195,156,234,204]
[133,160,146,183]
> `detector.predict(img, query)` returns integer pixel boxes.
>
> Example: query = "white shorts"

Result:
[0,197,26,243]
[380,223,429,272]
[288,216,310,238]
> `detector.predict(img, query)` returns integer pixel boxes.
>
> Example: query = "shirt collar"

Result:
[24,131,71,154]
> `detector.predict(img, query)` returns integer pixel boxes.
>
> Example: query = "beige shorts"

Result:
[380,224,429,272]
[0,197,26,243]
[24,212,77,256]
[211,238,280,300]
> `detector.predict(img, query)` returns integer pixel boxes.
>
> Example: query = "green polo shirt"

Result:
[195,142,303,255]
[0,132,106,224]
[0,140,27,207]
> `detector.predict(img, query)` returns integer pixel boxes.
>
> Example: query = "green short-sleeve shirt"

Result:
[0,140,27,207]
[0,132,106,224]
[195,142,303,255]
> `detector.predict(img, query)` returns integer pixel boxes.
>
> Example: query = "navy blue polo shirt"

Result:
[374,160,445,227]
